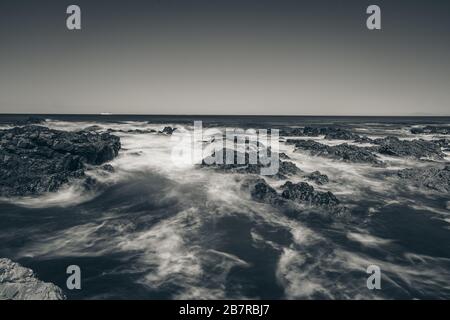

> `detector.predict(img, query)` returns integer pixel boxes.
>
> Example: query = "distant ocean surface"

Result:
[0,114,449,299]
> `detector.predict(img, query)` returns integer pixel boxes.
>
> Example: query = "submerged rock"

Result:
[0,125,121,197]
[397,165,450,193]
[304,171,329,185]
[0,258,65,300]
[293,140,383,165]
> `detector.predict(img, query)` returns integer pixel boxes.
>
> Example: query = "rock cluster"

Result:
[244,178,347,216]
[201,148,301,179]
[0,258,65,300]
[0,125,121,197]
[292,140,383,165]
[373,136,444,159]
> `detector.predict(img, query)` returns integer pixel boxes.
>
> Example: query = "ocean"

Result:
[0,115,449,299]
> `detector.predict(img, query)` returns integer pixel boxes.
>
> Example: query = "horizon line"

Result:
[1,113,450,118]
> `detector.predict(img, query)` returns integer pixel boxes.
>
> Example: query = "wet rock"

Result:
[244,178,347,216]
[0,125,121,197]
[280,181,341,209]
[397,165,450,193]
[373,136,444,159]
[201,148,300,179]
[0,258,65,300]
[304,171,329,185]
[293,140,383,165]
[159,126,177,135]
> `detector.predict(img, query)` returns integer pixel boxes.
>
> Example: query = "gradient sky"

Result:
[0,0,449,115]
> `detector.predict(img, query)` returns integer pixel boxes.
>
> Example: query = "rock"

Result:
[279,128,305,137]
[280,126,359,140]
[279,152,290,159]
[243,178,347,216]
[280,181,341,208]
[324,129,359,140]
[0,125,121,197]
[0,258,65,300]
[304,171,329,185]
[397,165,450,193]
[373,136,444,159]
[159,126,176,135]
[244,178,283,205]
[411,126,450,135]
[293,140,383,165]
[201,148,300,179]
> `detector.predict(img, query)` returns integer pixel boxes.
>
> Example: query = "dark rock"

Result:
[280,181,341,208]
[243,178,347,216]
[280,126,359,140]
[201,148,300,179]
[397,165,450,192]
[279,128,305,137]
[160,126,177,135]
[0,258,65,300]
[279,152,290,159]
[0,125,121,197]
[324,129,359,140]
[304,171,329,185]
[293,140,383,165]
[373,136,444,159]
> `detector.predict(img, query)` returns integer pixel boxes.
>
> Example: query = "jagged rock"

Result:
[0,258,65,300]
[280,181,342,209]
[397,166,450,192]
[373,136,444,159]
[279,152,290,159]
[293,140,383,165]
[243,178,347,216]
[0,125,121,197]
[160,126,177,135]
[304,171,329,185]
[411,126,450,135]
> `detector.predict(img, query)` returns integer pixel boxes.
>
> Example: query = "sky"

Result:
[0,0,449,115]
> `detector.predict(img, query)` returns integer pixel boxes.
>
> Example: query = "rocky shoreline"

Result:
[0,258,65,300]
[0,125,121,197]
